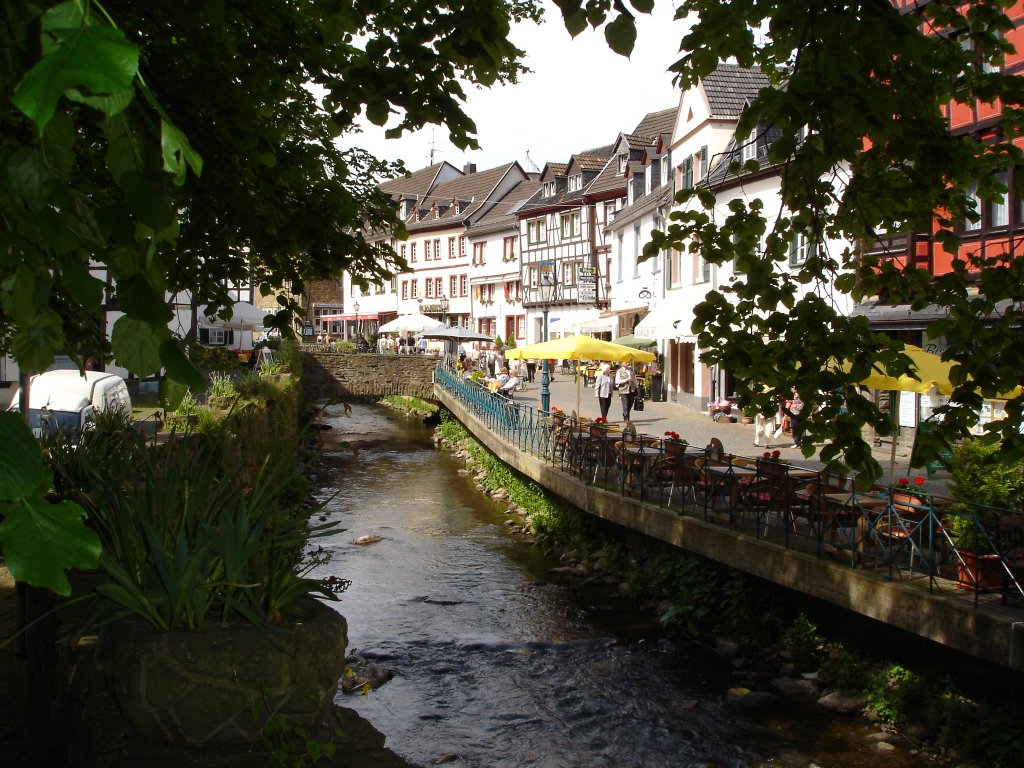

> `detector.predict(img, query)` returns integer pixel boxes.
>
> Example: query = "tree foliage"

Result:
[0,0,541,591]
[610,0,1024,481]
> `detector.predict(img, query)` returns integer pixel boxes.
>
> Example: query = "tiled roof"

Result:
[406,163,518,230]
[570,155,608,173]
[544,163,568,179]
[703,64,769,118]
[381,161,458,198]
[629,107,676,144]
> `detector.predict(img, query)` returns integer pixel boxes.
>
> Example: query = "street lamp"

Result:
[353,301,359,345]
[538,270,556,413]
[439,294,450,326]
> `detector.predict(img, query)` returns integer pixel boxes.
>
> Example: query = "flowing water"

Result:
[311,402,932,768]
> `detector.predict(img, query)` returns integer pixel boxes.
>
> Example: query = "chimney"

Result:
[463,163,477,174]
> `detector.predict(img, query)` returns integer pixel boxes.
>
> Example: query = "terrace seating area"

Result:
[436,365,1024,611]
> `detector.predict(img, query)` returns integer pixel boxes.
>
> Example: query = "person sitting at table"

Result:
[496,367,510,386]
[497,371,520,398]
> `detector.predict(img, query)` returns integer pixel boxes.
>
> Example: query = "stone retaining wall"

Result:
[302,351,439,401]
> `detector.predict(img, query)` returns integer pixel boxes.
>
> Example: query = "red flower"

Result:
[898,477,909,485]
[763,451,771,459]
[914,476,925,486]
[771,450,781,459]
[594,417,607,423]
[664,430,680,441]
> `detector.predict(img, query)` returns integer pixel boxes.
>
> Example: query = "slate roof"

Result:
[586,107,675,198]
[405,163,520,231]
[466,178,542,237]
[380,161,458,199]
[604,184,672,232]
[703,64,770,119]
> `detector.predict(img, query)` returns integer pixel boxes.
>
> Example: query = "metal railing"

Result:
[434,365,1024,608]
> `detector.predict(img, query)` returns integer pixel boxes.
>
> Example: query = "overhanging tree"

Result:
[0,0,542,592]
[561,0,1024,481]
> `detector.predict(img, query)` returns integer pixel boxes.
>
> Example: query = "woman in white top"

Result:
[593,362,613,420]
[614,362,639,422]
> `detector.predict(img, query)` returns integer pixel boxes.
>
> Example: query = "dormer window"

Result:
[542,181,556,197]
[618,154,627,173]
[741,133,758,163]
[567,174,582,192]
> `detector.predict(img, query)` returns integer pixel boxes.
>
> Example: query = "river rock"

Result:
[817,689,867,714]
[770,676,821,698]
[725,687,778,707]
[873,741,897,754]
[351,534,384,546]
[342,661,394,693]
[715,638,740,660]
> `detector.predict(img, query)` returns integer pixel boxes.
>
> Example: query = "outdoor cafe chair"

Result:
[874,489,941,577]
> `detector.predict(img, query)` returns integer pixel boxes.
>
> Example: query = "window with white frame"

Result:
[433,238,441,260]
[789,233,819,266]
[472,242,486,265]
[542,181,556,197]
[401,280,409,300]
[460,274,468,296]
[448,237,456,258]
[527,218,545,243]
[562,261,578,286]
[741,131,759,163]
[450,275,458,296]
[604,201,615,225]
[400,243,407,261]
[561,212,581,238]
[991,171,1010,228]
[567,174,582,192]
[426,279,434,298]
[434,277,443,296]
[410,280,419,298]
[410,242,417,262]
[618,153,627,173]
[459,236,466,256]
[502,235,516,261]
[633,224,641,278]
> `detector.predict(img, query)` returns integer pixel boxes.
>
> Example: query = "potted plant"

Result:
[45,408,350,745]
[946,439,1024,590]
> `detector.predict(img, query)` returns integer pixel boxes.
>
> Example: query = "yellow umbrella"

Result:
[843,345,960,396]
[505,335,656,414]
[505,335,656,364]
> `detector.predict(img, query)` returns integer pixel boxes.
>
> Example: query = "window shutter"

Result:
[199,328,209,344]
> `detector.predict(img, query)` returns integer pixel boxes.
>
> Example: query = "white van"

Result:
[8,370,132,437]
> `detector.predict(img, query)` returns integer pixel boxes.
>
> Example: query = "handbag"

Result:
[633,395,645,412]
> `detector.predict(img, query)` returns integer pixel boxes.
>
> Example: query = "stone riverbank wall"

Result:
[437,384,1024,674]
[302,351,438,401]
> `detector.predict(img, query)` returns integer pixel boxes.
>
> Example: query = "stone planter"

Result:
[105,600,347,745]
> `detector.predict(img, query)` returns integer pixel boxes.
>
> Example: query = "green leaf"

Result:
[160,339,206,392]
[0,499,101,596]
[120,171,175,234]
[0,412,47,501]
[161,118,203,185]
[110,316,166,377]
[117,274,173,325]
[603,14,637,57]
[12,24,139,133]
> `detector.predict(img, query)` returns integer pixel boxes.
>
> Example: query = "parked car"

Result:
[7,370,132,437]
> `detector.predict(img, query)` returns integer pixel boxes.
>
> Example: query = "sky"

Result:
[338,1,688,173]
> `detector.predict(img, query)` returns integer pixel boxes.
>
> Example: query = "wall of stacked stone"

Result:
[302,351,439,401]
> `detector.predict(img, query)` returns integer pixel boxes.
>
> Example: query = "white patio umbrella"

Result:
[378,313,445,334]
[202,301,271,331]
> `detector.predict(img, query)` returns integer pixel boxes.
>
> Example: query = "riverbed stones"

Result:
[817,689,868,714]
[352,534,384,545]
[725,687,778,707]
[770,676,821,698]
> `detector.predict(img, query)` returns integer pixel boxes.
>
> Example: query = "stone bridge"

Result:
[302,350,439,401]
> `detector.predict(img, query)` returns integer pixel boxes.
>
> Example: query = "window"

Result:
[699,145,708,180]
[516,315,526,339]
[460,274,468,296]
[401,281,409,300]
[789,233,819,266]
[472,242,486,266]
[618,154,627,173]
[963,181,982,232]
[680,157,693,190]
[568,174,582,192]
[561,212,581,238]
[633,224,642,278]
[450,275,458,296]
[542,181,556,197]
[206,328,227,346]
[400,244,407,261]
[502,236,516,261]
[448,237,456,258]
[527,218,546,243]
[604,201,615,225]
[426,279,434,298]
[410,242,417,262]
[460,236,466,256]
[741,131,759,163]
[991,171,1010,227]
[562,261,577,286]
[434,277,443,296]
[433,239,441,260]
[410,280,419,298]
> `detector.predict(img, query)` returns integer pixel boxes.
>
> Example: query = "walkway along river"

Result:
[310,401,938,768]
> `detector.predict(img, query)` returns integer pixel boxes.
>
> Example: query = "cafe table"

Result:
[822,490,891,559]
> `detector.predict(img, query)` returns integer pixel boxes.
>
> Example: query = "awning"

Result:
[634,301,696,341]
[319,313,379,321]
[576,307,645,334]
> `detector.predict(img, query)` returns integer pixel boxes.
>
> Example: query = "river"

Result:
[310,402,933,768]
